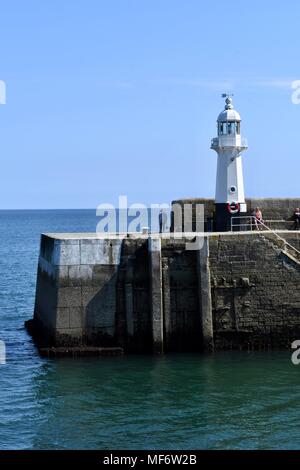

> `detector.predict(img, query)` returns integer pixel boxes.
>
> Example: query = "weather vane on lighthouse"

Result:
[211,94,248,231]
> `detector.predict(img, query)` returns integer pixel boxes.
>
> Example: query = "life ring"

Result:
[227,202,240,214]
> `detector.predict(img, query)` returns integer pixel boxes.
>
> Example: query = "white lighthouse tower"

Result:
[211,94,248,231]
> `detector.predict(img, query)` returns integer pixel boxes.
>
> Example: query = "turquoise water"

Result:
[1,210,300,450]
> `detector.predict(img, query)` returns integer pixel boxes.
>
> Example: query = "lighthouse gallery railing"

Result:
[211,136,248,148]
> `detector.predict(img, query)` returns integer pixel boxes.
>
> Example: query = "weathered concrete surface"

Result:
[27,230,300,354]
[197,237,214,352]
[161,237,202,352]
[32,234,123,348]
[148,237,164,354]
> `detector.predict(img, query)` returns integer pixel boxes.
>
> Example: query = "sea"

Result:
[0,209,300,450]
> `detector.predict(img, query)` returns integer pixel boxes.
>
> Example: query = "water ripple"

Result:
[1,211,300,449]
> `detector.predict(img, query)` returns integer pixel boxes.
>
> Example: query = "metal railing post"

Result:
[230,216,300,257]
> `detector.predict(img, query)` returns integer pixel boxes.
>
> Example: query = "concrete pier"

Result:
[26,230,300,355]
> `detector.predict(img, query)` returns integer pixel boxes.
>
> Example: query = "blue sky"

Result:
[0,0,299,209]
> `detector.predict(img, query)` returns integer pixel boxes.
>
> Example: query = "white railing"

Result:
[231,216,300,257]
[211,136,248,149]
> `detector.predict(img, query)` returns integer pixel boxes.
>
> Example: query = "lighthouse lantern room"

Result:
[211,94,248,231]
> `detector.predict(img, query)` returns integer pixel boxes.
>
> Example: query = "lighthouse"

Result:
[211,95,248,231]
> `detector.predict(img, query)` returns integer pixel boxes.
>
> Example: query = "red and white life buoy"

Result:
[227,202,240,214]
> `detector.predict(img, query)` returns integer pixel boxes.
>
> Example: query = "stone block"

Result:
[56,308,70,329]
[56,265,69,287]
[69,265,93,286]
[82,284,116,330]
[57,286,82,308]
[56,328,83,342]
[80,239,122,265]
[53,240,81,266]
[70,307,84,328]
[92,265,117,287]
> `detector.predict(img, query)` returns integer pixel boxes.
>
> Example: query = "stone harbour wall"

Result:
[172,198,300,231]
[27,230,300,355]
[209,232,300,349]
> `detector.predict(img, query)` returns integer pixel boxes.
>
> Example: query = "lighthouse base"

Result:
[215,204,246,232]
